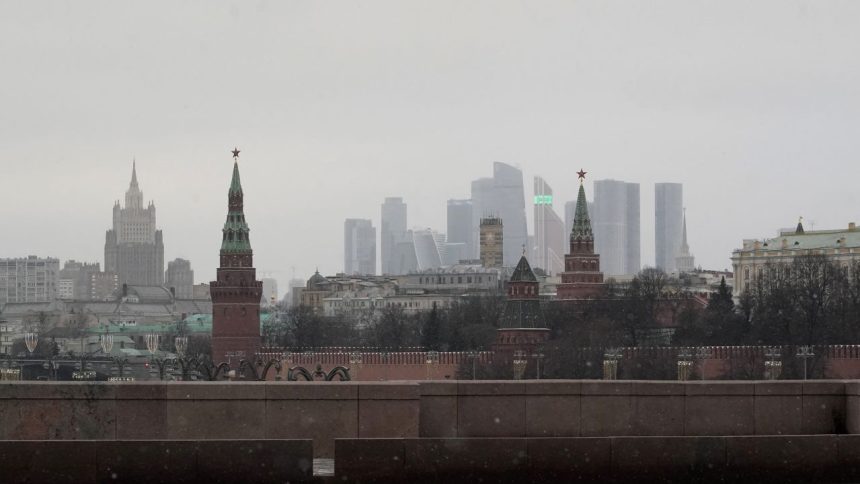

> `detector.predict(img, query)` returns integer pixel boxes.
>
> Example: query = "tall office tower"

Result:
[210,150,263,365]
[380,197,408,274]
[0,256,60,304]
[471,162,528,267]
[165,258,194,299]
[344,218,377,275]
[557,172,605,300]
[391,234,419,275]
[675,210,696,274]
[59,260,102,300]
[655,183,684,273]
[592,180,641,277]
[104,162,164,286]
[480,217,504,269]
[447,199,474,259]
[412,229,444,270]
[533,176,566,275]
[440,242,467,266]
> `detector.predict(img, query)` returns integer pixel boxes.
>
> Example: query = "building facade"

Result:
[447,199,474,261]
[104,162,164,286]
[557,175,605,300]
[533,176,565,275]
[592,179,640,277]
[166,258,194,299]
[480,217,504,269]
[412,229,443,271]
[210,153,263,364]
[655,182,683,273]
[397,265,502,294]
[471,162,529,267]
[731,221,860,298]
[344,218,377,275]
[0,256,60,304]
[89,272,119,301]
[380,197,408,275]
[58,260,102,301]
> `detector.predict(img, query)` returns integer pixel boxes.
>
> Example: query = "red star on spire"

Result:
[576,169,587,181]
[231,147,241,159]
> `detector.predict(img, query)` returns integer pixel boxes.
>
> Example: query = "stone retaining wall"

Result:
[420,380,849,438]
[0,439,312,483]
[1,380,858,460]
[335,436,860,482]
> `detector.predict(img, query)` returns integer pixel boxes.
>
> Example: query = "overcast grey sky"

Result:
[2,1,859,292]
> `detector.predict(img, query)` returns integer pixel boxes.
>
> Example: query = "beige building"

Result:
[731,221,860,297]
[479,216,503,269]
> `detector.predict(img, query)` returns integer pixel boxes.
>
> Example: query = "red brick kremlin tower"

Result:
[493,254,550,355]
[210,148,263,365]
[556,169,605,299]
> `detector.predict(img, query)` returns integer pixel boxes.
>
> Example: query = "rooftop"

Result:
[737,223,860,253]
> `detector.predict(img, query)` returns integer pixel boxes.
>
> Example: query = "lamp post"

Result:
[349,352,362,380]
[512,350,528,380]
[466,350,479,380]
[796,345,814,380]
[531,350,545,380]
[146,333,171,380]
[677,348,693,381]
[765,347,782,380]
[24,332,38,356]
[100,332,131,380]
[381,351,390,381]
[175,336,188,358]
[603,348,622,380]
[425,351,439,380]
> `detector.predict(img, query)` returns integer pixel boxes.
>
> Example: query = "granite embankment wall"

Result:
[2,380,860,459]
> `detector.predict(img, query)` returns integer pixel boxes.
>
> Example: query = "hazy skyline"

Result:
[3,1,860,293]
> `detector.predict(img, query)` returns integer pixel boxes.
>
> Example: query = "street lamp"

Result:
[425,351,439,380]
[24,332,38,356]
[531,350,545,380]
[146,333,171,380]
[677,348,693,381]
[466,350,479,380]
[603,348,622,380]
[100,332,131,380]
[512,350,528,380]
[349,352,362,380]
[765,347,782,380]
[796,345,814,380]
[175,336,188,358]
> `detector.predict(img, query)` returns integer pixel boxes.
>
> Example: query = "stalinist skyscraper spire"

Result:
[675,209,696,274]
[104,161,164,286]
[210,148,263,364]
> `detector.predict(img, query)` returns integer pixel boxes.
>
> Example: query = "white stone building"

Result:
[731,221,860,298]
